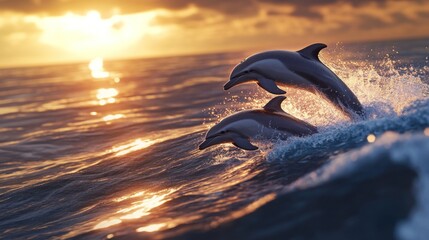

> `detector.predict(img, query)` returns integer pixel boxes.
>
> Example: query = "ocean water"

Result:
[0,38,428,240]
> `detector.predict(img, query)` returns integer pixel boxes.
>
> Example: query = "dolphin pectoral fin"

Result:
[298,43,327,61]
[224,79,236,90]
[232,137,258,150]
[257,78,286,95]
[200,134,258,151]
[199,138,215,150]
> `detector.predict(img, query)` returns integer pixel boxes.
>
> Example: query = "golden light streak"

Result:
[118,193,170,220]
[114,191,146,202]
[209,194,276,228]
[93,219,122,230]
[102,114,124,122]
[111,139,156,156]
[136,223,167,233]
[135,216,200,234]
[93,189,176,230]
[225,194,275,221]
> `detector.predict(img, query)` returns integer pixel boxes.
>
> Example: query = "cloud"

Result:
[0,0,428,67]
[0,0,426,28]
[0,15,41,45]
[0,16,67,66]
[153,12,211,27]
[356,14,388,30]
[261,0,390,20]
[418,11,429,18]
[0,0,391,17]
[0,0,259,17]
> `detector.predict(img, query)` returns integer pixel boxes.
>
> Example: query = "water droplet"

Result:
[367,134,376,143]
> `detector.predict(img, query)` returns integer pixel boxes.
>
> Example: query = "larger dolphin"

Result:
[223,43,364,119]
[199,96,317,151]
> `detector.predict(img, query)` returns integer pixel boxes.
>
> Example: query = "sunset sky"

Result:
[0,0,429,67]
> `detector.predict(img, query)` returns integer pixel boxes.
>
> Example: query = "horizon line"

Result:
[1,36,427,70]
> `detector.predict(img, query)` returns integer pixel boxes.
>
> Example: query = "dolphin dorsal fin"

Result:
[298,43,327,61]
[263,96,286,112]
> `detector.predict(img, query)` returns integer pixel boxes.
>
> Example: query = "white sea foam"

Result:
[265,61,429,237]
[268,96,429,162]
[213,51,428,128]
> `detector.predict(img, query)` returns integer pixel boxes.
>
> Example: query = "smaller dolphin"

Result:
[223,43,364,119]
[199,96,317,151]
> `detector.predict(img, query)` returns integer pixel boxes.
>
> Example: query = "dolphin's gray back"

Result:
[291,60,364,116]
[219,109,317,137]
[248,110,317,135]
[228,46,364,119]
[270,51,364,117]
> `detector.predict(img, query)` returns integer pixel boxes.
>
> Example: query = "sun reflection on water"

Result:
[94,219,122,230]
[93,189,175,230]
[218,193,276,226]
[102,114,124,122]
[136,223,168,232]
[111,139,156,156]
[118,192,171,220]
[114,191,147,202]
[134,215,202,234]
[96,88,118,105]
[89,57,110,79]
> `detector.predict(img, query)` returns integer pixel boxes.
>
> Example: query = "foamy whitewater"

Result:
[0,38,428,240]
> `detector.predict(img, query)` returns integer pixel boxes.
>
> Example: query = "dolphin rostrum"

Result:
[199,96,317,151]
[223,43,364,119]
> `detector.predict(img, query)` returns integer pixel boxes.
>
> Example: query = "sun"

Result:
[37,10,120,52]
[86,10,102,21]
[30,10,158,59]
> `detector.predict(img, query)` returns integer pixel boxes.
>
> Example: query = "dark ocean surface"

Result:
[0,38,428,240]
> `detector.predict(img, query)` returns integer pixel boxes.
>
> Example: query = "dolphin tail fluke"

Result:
[320,88,365,120]
[298,43,327,61]
[257,77,286,95]
[232,137,258,150]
